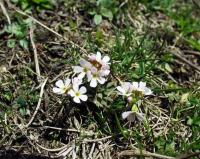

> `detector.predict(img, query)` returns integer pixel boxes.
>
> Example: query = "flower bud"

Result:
[127,96,133,103]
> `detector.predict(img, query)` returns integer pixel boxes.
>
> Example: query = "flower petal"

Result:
[73,84,79,92]
[64,78,71,87]
[136,112,145,121]
[101,69,110,76]
[88,54,96,61]
[55,80,64,88]
[80,95,88,101]
[78,72,86,79]
[144,87,152,95]
[53,87,62,94]
[68,89,75,97]
[79,86,87,94]
[96,51,102,62]
[90,78,97,87]
[122,111,133,119]
[72,77,82,86]
[80,58,90,67]
[73,97,80,103]
[90,67,98,73]
[116,86,125,95]
[87,72,93,82]
[102,56,110,63]
[102,65,110,70]
[123,82,132,92]
[73,66,83,73]
[132,82,138,89]
[127,113,135,122]
[139,82,146,89]
[98,77,106,84]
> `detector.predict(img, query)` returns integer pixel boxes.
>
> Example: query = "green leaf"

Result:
[19,39,28,49]
[21,0,30,10]
[89,11,97,15]
[11,0,19,3]
[24,18,33,26]
[16,97,26,107]
[7,39,16,48]
[6,23,25,38]
[93,14,102,25]
[97,0,112,8]
[19,108,26,116]
[32,0,48,4]
[187,117,193,125]
[186,38,200,51]
[131,104,139,112]
[101,8,113,20]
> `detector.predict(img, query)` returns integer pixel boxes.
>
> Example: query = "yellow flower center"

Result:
[93,73,98,79]
[75,92,80,97]
[83,67,88,72]
[134,90,144,97]
[62,86,70,93]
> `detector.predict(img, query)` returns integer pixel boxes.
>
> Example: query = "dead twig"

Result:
[0,0,11,24]
[82,143,87,159]
[88,143,95,159]
[177,152,200,159]
[118,149,175,159]
[192,0,200,10]
[82,136,112,143]
[57,146,73,157]
[182,50,200,56]
[168,46,200,73]
[42,126,97,136]
[36,143,68,152]
[26,78,48,127]
[30,26,41,81]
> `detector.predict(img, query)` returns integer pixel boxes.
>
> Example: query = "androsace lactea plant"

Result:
[117,82,152,122]
[53,52,110,103]
[73,51,110,87]
[53,51,152,123]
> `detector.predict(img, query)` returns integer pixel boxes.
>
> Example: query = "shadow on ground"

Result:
[0,150,57,159]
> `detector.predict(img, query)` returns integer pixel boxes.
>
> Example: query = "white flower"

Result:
[73,58,92,79]
[132,82,152,95]
[53,79,71,94]
[116,82,133,97]
[89,51,110,64]
[122,111,145,122]
[68,85,88,103]
[87,67,106,88]
[88,51,110,76]
[122,111,135,121]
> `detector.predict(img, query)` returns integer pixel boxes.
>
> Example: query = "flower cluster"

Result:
[53,51,151,123]
[117,81,152,122]
[73,51,110,87]
[53,52,110,103]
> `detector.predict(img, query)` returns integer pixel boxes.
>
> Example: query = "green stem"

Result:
[114,111,127,139]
